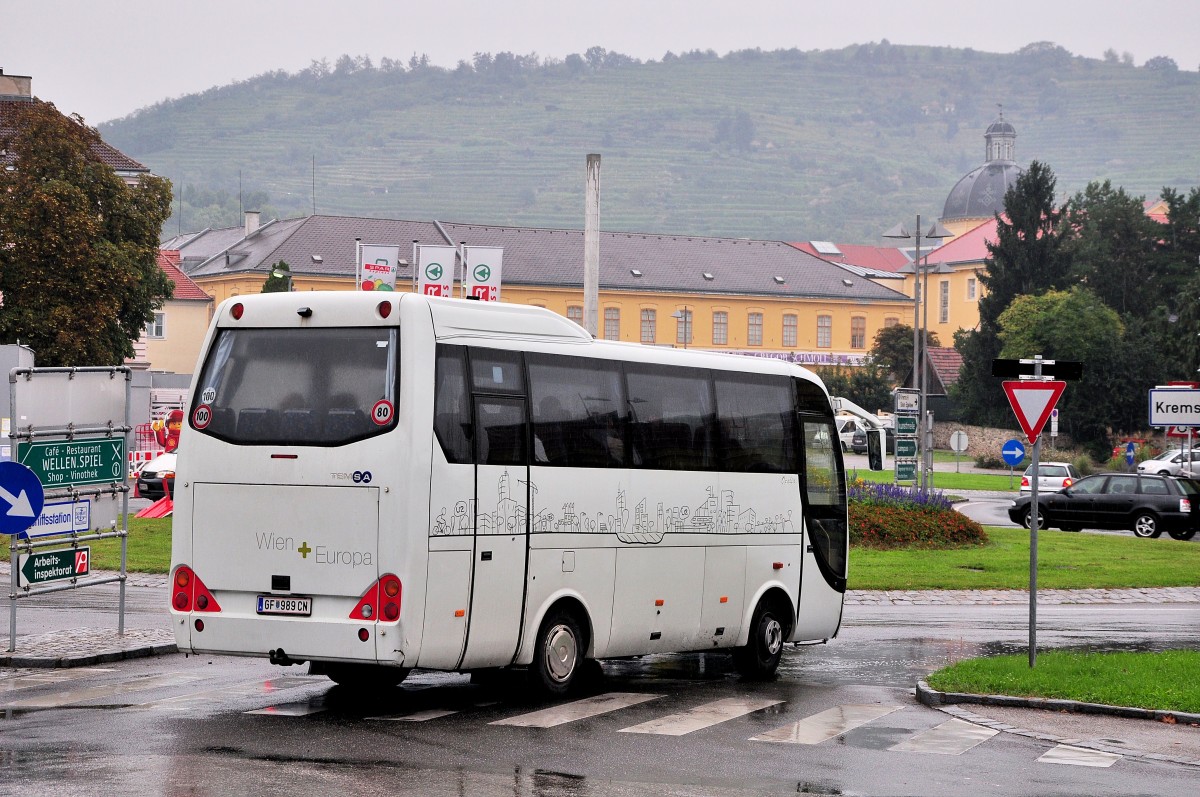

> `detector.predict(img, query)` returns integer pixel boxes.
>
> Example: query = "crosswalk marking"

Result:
[368,708,460,722]
[0,668,114,693]
[619,696,782,736]
[751,704,902,744]
[141,676,321,711]
[492,692,662,728]
[889,718,998,755]
[0,673,203,710]
[1038,744,1122,767]
[245,699,327,717]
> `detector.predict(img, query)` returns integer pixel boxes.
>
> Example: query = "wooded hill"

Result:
[98,43,1200,244]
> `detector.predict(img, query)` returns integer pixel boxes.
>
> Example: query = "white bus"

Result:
[169,292,848,696]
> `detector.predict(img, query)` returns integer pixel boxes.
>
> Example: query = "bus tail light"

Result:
[349,574,402,622]
[171,565,222,613]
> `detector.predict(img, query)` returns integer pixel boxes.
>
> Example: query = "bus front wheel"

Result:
[734,600,785,679]
[529,609,584,698]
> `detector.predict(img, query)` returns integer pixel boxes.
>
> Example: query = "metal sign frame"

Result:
[7,366,132,653]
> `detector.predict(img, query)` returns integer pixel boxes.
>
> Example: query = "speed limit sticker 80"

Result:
[371,399,394,425]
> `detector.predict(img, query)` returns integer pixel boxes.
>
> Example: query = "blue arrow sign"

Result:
[1125,441,1137,465]
[1001,439,1026,467]
[0,461,45,535]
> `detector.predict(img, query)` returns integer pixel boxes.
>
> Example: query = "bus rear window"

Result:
[190,327,398,446]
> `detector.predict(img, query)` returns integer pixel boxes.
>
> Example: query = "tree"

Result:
[869,324,940,383]
[0,100,173,366]
[1059,180,1162,316]
[996,288,1127,450]
[955,161,1068,426]
[261,260,292,293]
[814,364,893,415]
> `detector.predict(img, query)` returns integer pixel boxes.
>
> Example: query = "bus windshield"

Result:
[189,327,398,446]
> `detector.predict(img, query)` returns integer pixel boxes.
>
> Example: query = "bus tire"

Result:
[734,599,786,680]
[529,608,585,699]
[325,663,409,690]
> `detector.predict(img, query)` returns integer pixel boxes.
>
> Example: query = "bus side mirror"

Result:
[867,429,883,471]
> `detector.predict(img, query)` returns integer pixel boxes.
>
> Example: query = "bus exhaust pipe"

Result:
[269,648,298,666]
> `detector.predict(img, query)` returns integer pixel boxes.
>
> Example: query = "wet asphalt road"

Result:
[3,591,1198,797]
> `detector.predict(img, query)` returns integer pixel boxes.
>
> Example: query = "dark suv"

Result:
[1008,472,1199,540]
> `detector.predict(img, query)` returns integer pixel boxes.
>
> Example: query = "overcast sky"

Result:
[4,0,1197,125]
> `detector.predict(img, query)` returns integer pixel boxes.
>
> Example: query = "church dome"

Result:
[942,113,1023,223]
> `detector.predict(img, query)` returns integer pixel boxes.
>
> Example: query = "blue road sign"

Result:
[1125,441,1137,466]
[1001,439,1026,467]
[0,461,45,535]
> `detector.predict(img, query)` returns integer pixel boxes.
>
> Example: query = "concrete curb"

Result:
[0,628,179,669]
[916,679,1200,767]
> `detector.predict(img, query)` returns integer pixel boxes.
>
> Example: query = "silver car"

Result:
[1020,462,1081,495]
[1137,448,1200,477]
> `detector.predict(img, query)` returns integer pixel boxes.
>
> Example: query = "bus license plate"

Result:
[257,595,312,616]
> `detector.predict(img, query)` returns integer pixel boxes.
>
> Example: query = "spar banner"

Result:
[359,243,402,291]
[463,246,503,302]
[417,245,457,297]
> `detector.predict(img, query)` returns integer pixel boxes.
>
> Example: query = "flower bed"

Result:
[848,478,988,549]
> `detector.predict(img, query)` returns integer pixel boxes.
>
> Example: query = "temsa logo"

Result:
[330,472,353,480]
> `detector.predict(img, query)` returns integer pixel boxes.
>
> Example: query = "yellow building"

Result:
[167,214,914,370]
[126,250,213,373]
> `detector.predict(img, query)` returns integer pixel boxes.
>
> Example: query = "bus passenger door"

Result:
[462,395,530,668]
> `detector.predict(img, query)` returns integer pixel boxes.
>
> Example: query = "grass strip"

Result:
[1,517,172,573]
[849,526,1200,590]
[927,650,1200,714]
[851,469,1018,492]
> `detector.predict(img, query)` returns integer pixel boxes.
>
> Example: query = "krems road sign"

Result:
[1002,381,1066,444]
[895,416,918,436]
[0,461,45,536]
[1001,439,1026,467]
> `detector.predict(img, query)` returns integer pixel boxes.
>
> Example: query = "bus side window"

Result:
[528,354,625,469]
[715,374,796,473]
[434,345,473,464]
[626,365,714,471]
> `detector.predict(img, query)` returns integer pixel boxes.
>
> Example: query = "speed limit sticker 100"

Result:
[371,399,394,425]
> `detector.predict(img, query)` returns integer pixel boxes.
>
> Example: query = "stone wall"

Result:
[931,421,1076,460]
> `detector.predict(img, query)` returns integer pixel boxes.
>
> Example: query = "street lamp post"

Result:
[884,216,952,490]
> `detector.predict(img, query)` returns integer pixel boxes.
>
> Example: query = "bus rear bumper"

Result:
[172,613,406,667]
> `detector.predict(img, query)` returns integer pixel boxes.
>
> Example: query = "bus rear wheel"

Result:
[734,599,786,679]
[529,609,585,699]
[324,663,409,690]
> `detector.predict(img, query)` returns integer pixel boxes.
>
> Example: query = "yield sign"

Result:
[1002,381,1066,444]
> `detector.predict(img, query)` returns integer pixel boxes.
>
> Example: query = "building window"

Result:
[782,314,797,347]
[675,309,693,346]
[640,309,656,344]
[712,311,728,345]
[884,317,899,328]
[567,305,583,327]
[850,317,866,349]
[967,277,977,301]
[147,312,165,339]
[816,315,832,348]
[748,313,764,346]
[939,280,950,324]
[604,307,620,340]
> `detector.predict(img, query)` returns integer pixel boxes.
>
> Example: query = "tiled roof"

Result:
[927,346,964,390]
[790,242,912,273]
[157,250,211,301]
[185,214,912,304]
[925,218,997,266]
[0,98,148,174]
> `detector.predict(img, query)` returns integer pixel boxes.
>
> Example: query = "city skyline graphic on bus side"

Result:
[430,470,797,544]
